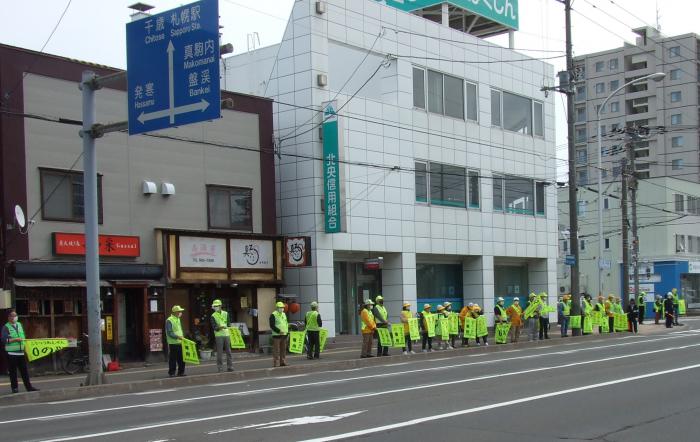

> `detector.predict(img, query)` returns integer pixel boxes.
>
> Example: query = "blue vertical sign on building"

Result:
[322,101,341,233]
[126,0,220,135]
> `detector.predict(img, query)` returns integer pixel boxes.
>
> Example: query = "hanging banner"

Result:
[408,318,420,341]
[181,338,200,365]
[322,101,343,233]
[391,324,406,348]
[448,314,459,335]
[425,315,436,338]
[439,317,449,340]
[24,338,69,362]
[288,331,306,354]
[319,328,329,352]
[495,323,511,344]
[229,327,246,349]
[569,315,581,329]
[464,317,476,339]
[377,328,392,347]
[476,316,488,337]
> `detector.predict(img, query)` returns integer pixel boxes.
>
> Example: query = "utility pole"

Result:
[621,156,630,311]
[628,132,640,307]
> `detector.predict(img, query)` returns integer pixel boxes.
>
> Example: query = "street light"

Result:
[596,72,665,297]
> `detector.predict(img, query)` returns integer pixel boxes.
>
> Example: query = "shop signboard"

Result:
[53,232,140,257]
[379,0,519,30]
[178,236,227,268]
[230,239,274,269]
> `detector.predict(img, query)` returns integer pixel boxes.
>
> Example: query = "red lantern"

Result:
[283,303,289,313]
[289,302,300,314]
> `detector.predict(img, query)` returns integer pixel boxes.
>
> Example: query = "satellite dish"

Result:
[14,205,26,229]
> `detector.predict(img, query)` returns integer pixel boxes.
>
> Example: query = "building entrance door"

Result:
[334,262,382,335]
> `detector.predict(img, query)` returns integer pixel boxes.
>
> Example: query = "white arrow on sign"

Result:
[137,40,210,125]
[207,411,365,434]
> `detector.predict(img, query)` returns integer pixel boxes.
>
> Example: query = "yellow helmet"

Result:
[275,301,285,308]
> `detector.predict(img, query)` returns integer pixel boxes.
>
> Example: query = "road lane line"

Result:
[0,333,693,423]
[299,362,700,442]
[21,342,700,440]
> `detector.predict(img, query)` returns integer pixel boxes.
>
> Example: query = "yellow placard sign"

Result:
[408,318,420,341]
[181,338,200,365]
[229,327,246,349]
[25,338,69,362]
[288,331,306,354]
[319,328,329,352]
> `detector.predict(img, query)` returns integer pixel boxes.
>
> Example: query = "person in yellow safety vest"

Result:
[166,305,186,377]
[419,304,434,352]
[444,301,458,349]
[270,302,289,367]
[472,304,488,346]
[526,293,540,341]
[435,305,446,350]
[210,299,233,373]
[1,310,39,393]
[614,297,624,314]
[637,292,646,325]
[654,295,663,324]
[373,295,390,357]
[671,288,681,326]
[305,301,322,360]
[360,299,376,358]
[506,297,523,343]
[581,294,593,335]
[494,297,508,345]
[558,294,571,337]
[460,303,473,346]
[602,295,613,334]
[400,303,415,355]
[538,293,550,340]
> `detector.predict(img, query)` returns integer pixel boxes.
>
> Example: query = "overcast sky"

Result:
[3,0,699,179]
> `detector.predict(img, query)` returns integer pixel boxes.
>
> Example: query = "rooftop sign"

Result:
[380,0,519,30]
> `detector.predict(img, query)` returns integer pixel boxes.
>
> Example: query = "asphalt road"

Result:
[2,324,700,442]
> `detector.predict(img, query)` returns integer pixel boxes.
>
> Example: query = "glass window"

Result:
[595,82,605,94]
[609,59,618,70]
[605,238,610,249]
[576,149,587,164]
[412,67,425,109]
[670,69,681,81]
[576,127,587,143]
[672,159,684,170]
[491,89,502,127]
[416,264,463,300]
[610,79,619,90]
[576,106,586,123]
[40,169,103,223]
[503,92,533,135]
[595,61,604,72]
[504,176,534,215]
[577,170,588,185]
[577,200,586,217]
[576,86,586,101]
[580,239,586,251]
[207,186,253,230]
[671,114,682,125]
[466,82,478,121]
[672,136,684,147]
[535,182,545,215]
[675,194,685,212]
[493,175,503,211]
[604,198,609,209]
[676,234,686,253]
[610,101,619,112]
[669,46,680,57]
[427,70,443,114]
[562,240,568,252]
[600,125,606,135]
[468,171,479,208]
[430,163,465,208]
[444,74,464,119]
[415,162,428,202]
[533,102,544,137]
[611,123,619,132]
[671,91,682,102]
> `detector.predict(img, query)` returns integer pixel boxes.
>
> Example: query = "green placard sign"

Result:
[464,317,476,339]
[288,331,306,354]
[319,328,329,351]
[408,318,420,341]
[391,323,406,348]
[377,328,392,347]
[322,101,341,233]
[495,323,510,344]
[379,0,519,30]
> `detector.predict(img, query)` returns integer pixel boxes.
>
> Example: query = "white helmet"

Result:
[497,297,504,302]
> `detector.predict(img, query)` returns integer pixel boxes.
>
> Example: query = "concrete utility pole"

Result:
[629,133,640,306]
[621,156,630,311]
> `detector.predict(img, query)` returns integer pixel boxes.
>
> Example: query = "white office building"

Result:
[224,0,558,335]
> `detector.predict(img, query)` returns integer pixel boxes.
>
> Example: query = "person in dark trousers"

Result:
[165,305,186,377]
[537,295,549,340]
[654,295,663,325]
[1,310,39,393]
[419,304,433,352]
[373,296,390,356]
[305,301,322,360]
[664,293,675,329]
[637,292,645,325]
[627,298,639,333]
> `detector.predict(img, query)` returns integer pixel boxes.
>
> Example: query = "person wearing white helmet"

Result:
[210,299,233,373]
[360,299,377,358]
[506,297,524,343]
[664,293,674,328]
[419,304,434,352]
[460,303,474,346]
[305,301,322,360]
[373,295,390,356]
[494,297,507,324]
[443,301,457,349]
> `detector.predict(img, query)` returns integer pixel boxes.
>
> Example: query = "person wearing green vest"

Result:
[305,301,322,360]
[444,301,458,349]
[360,299,377,358]
[494,297,507,345]
[537,293,550,340]
[672,288,681,326]
[165,305,186,377]
[582,294,593,335]
[654,295,663,324]
[373,295,390,356]
[558,294,571,337]
[270,302,289,367]
[637,292,646,325]
[400,303,414,355]
[419,304,433,352]
[210,299,233,373]
[1,310,38,394]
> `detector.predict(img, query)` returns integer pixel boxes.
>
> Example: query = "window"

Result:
[533,101,544,137]
[535,182,546,215]
[600,125,606,135]
[601,169,608,179]
[576,106,586,122]
[675,194,685,212]
[670,69,681,80]
[672,159,684,170]
[671,114,682,125]
[430,163,466,207]
[577,200,586,217]
[595,61,604,72]
[671,91,682,102]
[610,101,620,113]
[491,89,501,127]
[444,74,465,119]
[676,234,686,253]
[604,198,609,210]
[576,127,587,143]
[580,239,586,251]
[595,104,603,115]
[504,177,534,215]
[577,170,588,185]
[207,186,253,230]
[672,136,684,147]
[415,162,428,203]
[412,67,425,109]
[562,240,568,252]
[611,123,620,132]
[468,171,479,208]
[595,82,605,94]
[605,238,610,249]
[466,82,478,121]
[427,70,443,114]
[576,86,586,101]
[613,166,621,177]
[576,149,587,164]
[610,79,619,90]
[668,46,681,57]
[40,168,103,223]
[493,174,503,211]
[609,58,618,70]
[416,264,463,300]
[688,197,699,215]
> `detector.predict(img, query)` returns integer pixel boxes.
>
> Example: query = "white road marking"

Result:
[25,342,700,441]
[0,333,691,424]
[207,411,365,434]
[133,389,176,396]
[299,362,700,442]
[46,398,97,405]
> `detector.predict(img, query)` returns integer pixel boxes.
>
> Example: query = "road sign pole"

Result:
[80,70,105,386]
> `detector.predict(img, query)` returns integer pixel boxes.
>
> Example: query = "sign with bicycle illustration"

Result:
[230,239,273,269]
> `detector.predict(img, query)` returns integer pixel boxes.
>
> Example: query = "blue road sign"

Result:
[565,255,576,266]
[126,0,220,135]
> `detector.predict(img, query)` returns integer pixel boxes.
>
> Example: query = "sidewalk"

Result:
[0,322,688,405]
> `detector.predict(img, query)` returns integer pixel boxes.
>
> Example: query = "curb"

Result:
[0,325,687,406]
